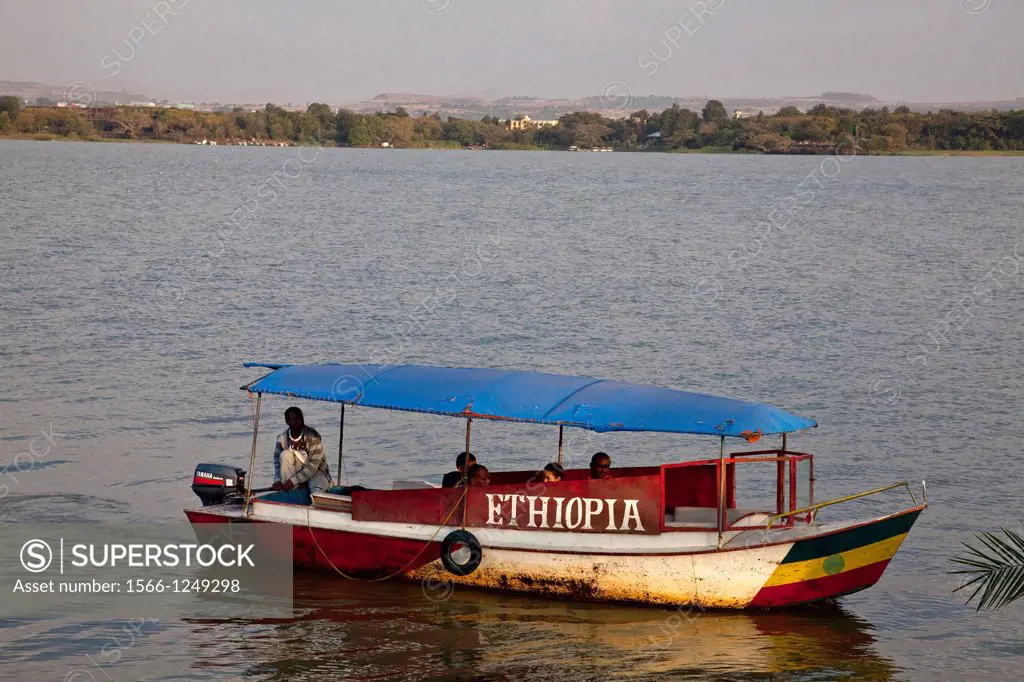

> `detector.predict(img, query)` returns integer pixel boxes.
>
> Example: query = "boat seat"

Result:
[311,492,353,512]
[391,479,440,490]
[665,507,772,528]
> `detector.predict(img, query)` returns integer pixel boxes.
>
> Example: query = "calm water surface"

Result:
[1,140,1023,680]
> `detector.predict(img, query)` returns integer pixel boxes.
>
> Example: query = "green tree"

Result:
[882,123,909,150]
[777,106,802,117]
[0,95,22,120]
[481,122,510,147]
[607,119,639,147]
[442,117,483,146]
[507,126,537,147]
[267,116,293,140]
[559,111,605,126]
[629,109,650,140]
[702,99,728,125]
[655,104,699,139]
[665,127,697,149]
[412,114,443,143]
[362,115,387,145]
[569,123,611,148]
[335,109,361,145]
[49,109,94,137]
[115,109,152,139]
[306,102,334,129]
[347,118,372,146]
[749,132,791,153]
[380,115,413,146]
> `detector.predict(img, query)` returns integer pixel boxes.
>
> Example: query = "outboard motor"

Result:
[191,463,246,506]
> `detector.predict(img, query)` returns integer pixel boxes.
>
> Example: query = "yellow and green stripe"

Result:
[750,509,921,607]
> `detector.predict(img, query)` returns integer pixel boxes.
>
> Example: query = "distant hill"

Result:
[3,80,1021,118]
[346,92,899,120]
[0,80,153,105]
[345,91,1024,120]
[370,92,485,105]
[818,92,880,103]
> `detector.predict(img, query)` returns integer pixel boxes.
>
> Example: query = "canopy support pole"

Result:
[717,435,726,548]
[463,418,473,484]
[557,425,564,465]
[244,392,262,517]
[337,403,345,485]
[781,433,789,519]
[809,456,815,516]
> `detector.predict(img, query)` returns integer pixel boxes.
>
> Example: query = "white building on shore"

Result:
[504,115,560,129]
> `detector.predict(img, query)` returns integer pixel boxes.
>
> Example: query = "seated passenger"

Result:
[542,462,564,483]
[589,452,612,480]
[465,463,491,487]
[272,406,332,496]
[441,451,476,488]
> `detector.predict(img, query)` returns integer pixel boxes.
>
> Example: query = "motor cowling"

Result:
[191,463,246,506]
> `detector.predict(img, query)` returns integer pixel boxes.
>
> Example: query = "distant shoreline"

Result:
[4,135,1024,157]
[4,98,1024,155]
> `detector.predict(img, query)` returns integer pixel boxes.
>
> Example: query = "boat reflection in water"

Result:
[188,575,899,681]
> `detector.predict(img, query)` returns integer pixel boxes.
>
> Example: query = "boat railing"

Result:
[762,481,925,534]
[726,449,815,527]
[662,448,814,533]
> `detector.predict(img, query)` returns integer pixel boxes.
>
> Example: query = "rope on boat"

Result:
[304,485,469,582]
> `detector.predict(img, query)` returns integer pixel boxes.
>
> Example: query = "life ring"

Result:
[440,529,483,576]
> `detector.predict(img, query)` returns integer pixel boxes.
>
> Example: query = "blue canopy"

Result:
[242,363,815,439]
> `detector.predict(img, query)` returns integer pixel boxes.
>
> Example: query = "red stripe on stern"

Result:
[749,559,892,608]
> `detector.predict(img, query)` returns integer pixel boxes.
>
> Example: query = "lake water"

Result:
[1,140,1023,680]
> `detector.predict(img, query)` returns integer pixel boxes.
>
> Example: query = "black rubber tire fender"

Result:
[439,529,483,576]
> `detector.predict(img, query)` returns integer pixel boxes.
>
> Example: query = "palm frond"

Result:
[951,521,1024,610]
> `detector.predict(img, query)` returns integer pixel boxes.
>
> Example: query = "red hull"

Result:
[186,510,440,577]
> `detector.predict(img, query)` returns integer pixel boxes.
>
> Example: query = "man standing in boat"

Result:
[272,406,332,495]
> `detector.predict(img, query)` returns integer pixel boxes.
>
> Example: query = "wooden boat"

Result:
[185,362,926,609]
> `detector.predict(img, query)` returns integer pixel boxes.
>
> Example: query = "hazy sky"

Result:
[1,0,1021,104]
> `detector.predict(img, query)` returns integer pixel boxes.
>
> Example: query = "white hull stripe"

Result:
[244,499,866,556]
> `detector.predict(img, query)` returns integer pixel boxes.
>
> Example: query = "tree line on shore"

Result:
[3,95,1024,153]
